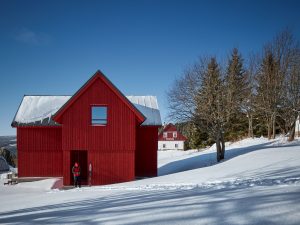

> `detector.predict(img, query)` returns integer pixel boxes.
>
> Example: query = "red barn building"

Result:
[12,71,162,186]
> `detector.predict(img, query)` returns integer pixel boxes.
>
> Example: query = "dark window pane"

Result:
[92,106,107,125]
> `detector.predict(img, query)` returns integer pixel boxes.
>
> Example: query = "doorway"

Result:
[70,150,88,185]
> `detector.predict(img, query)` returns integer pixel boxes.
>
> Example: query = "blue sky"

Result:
[0,0,300,135]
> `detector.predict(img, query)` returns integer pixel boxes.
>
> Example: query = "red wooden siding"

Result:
[60,77,137,185]
[135,126,158,177]
[14,72,160,186]
[88,152,135,185]
[17,127,62,177]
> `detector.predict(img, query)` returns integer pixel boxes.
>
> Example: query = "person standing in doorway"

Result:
[88,162,92,186]
[72,162,81,188]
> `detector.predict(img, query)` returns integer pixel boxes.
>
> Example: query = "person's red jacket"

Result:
[72,164,81,177]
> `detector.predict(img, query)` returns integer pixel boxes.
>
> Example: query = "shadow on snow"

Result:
[0,176,299,225]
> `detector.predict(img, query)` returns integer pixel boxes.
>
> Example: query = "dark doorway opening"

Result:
[70,150,88,185]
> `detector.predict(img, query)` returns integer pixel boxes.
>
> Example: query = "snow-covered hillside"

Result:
[0,137,300,225]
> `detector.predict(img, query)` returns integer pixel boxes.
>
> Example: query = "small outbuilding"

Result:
[12,70,162,185]
[158,123,187,150]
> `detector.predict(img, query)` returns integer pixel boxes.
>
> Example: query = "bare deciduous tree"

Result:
[242,53,259,138]
[255,50,282,139]
[273,29,300,141]
[167,58,207,122]
[255,29,300,140]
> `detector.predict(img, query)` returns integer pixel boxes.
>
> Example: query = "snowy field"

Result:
[0,136,300,224]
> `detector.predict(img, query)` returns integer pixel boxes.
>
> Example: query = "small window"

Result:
[175,144,178,148]
[163,144,166,148]
[163,132,167,138]
[91,106,107,125]
[173,132,177,138]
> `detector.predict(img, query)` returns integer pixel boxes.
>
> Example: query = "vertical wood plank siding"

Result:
[17,127,62,177]
[61,79,136,185]
[16,75,159,186]
[135,126,158,177]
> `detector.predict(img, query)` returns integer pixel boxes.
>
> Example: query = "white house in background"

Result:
[158,123,187,150]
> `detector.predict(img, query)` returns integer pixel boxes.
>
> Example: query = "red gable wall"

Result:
[59,77,138,185]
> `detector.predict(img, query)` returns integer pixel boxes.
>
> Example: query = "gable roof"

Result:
[53,70,146,124]
[158,123,187,141]
[12,95,161,127]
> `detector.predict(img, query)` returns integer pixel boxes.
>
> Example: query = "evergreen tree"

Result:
[177,122,211,149]
[225,48,247,116]
[195,57,226,161]
[225,48,249,140]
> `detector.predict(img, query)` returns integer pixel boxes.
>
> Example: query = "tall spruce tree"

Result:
[195,57,226,161]
[225,48,246,115]
[225,48,248,139]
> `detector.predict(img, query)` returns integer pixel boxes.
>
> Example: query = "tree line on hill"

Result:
[167,29,300,161]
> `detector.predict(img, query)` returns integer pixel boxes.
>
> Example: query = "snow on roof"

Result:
[13,96,71,126]
[127,96,162,126]
[12,95,161,126]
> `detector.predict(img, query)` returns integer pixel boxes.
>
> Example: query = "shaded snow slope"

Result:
[0,137,300,225]
[158,137,282,176]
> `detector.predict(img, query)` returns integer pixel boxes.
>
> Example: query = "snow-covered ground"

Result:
[0,136,300,224]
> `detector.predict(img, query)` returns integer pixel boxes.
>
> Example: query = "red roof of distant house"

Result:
[158,123,187,141]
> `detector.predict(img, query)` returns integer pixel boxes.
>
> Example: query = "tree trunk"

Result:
[272,113,276,139]
[220,131,225,160]
[216,136,221,162]
[267,118,272,139]
[288,120,296,142]
[248,113,253,138]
